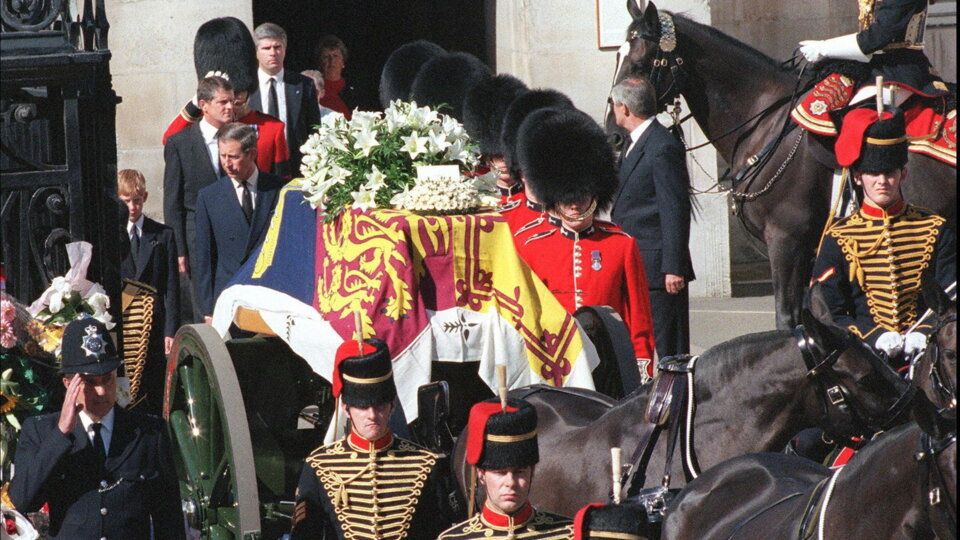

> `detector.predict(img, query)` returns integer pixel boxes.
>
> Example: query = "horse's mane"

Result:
[671,13,793,77]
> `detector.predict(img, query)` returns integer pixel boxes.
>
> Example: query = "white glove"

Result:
[192,70,230,106]
[875,331,905,358]
[902,332,928,359]
[799,33,871,63]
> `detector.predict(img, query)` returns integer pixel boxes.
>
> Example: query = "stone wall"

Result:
[107,0,253,220]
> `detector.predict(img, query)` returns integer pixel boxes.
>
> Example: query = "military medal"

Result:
[591,250,602,271]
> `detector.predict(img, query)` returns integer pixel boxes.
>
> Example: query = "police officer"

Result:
[514,106,657,379]
[290,338,458,539]
[572,502,651,540]
[439,398,573,539]
[811,106,955,361]
[8,318,184,539]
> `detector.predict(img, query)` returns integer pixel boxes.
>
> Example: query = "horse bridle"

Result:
[917,314,958,417]
[631,13,686,111]
[794,325,916,447]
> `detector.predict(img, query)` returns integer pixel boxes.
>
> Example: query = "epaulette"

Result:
[524,229,555,245]
[514,216,545,237]
[498,199,521,213]
[596,223,630,236]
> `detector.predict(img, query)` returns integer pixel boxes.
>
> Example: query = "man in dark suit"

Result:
[194,122,283,320]
[610,76,695,358]
[249,22,321,173]
[118,169,179,415]
[164,76,235,320]
[9,318,184,539]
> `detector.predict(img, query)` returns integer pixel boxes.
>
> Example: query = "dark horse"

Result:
[452,296,915,517]
[605,0,956,329]
[662,285,956,539]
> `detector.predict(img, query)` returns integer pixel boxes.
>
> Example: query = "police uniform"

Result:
[439,399,573,540]
[519,216,656,366]
[514,106,657,374]
[8,318,184,540]
[811,107,956,349]
[290,339,456,539]
[572,502,652,540]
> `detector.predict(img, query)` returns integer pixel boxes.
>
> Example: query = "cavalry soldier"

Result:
[811,106,955,361]
[8,318,184,539]
[462,73,529,207]
[290,338,457,539]
[572,503,650,540]
[439,398,573,539]
[497,89,576,235]
[514,107,656,379]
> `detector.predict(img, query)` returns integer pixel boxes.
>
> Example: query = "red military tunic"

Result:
[499,189,546,239]
[517,216,656,370]
[162,104,291,178]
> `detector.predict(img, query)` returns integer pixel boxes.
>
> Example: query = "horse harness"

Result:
[793,324,915,448]
[918,313,958,417]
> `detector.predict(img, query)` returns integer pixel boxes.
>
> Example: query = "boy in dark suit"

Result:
[194,122,283,320]
[9,318,184,539]
[118,169,179,415]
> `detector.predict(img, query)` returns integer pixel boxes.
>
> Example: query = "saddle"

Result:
[792,64,956,167]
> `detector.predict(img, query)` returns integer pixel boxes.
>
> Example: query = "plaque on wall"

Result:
[596,0,634,49]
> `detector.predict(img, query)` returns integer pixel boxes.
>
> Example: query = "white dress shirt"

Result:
[80,407,115,454]
[625,117,656,158]
[232,168,259,211]
[199,118,221,175]
[258,68,289,140]
[127,214,144,241]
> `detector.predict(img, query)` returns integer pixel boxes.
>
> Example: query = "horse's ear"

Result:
[627,0,646,21]
[806,283,836,326]
[921,272,952,316]
[642,1,660,31]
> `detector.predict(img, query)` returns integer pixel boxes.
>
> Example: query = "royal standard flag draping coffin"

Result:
[212,180,599,422]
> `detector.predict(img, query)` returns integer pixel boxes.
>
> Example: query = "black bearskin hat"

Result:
[333,338,396,408]
[836,107,909,173]
[573,503,651,540]
[466,398,539,470]
[193,17,258,95]
[379,40,447,109]
[463,74,529,156]
[60,317,120,376]
[409,52,492,121]
[517,108,618,212]
[500,89,575,179]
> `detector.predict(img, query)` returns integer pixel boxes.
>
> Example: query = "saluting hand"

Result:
[58,375,84,435]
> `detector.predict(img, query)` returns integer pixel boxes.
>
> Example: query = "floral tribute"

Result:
[298,100,497,217]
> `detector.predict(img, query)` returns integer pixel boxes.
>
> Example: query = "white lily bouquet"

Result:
[299,100,498,217]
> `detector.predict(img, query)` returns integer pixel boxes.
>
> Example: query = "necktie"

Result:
[130,226,140,260]
[240,180,253,223]
[267,77,279,119]
[92,423,107,470]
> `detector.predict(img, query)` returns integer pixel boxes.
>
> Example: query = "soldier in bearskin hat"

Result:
[572,503,652,540]
[438,398,573,539]
[409,52,492,122]
[290,338,459,538]
[379,40,447,108]
[811,106,955,362]
[514,107,657,379]
[463,74,529,208]
[161,17,291,178]
[496,89,575,235]
[8,318,183,539]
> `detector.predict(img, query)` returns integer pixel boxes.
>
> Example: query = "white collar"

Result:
[127,214,144,235]
[80,406,115,435]
[259,68,284,85]
[199,118,220,143]
[231,167,259,188]
[630,117,655,144]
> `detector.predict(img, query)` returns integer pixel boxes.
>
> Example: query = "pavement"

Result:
[689,295,777,354]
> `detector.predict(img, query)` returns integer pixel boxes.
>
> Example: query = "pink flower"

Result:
[0,327,16,349]
[0,299,14,324]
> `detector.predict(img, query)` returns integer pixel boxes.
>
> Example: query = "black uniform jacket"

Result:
[9,406,184,540]
[291,433,457,540]
[611,120,695,289]
[121,216,180,339]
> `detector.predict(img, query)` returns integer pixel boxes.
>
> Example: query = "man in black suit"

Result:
[9,318,184,539]
[249,22,321,172]
[163,76,235,320]
[194,122,283,320]
[610,76,695,358]
[118,169,179,415]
